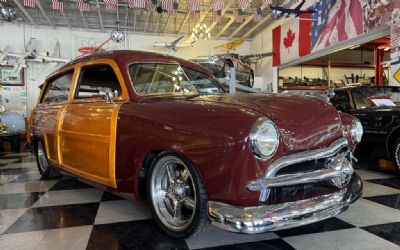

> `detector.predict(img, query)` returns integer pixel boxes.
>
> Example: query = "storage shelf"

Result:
[299,61,375,69]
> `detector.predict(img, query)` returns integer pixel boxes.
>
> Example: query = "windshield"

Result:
[128,63,224,95]
[352,87,400,109]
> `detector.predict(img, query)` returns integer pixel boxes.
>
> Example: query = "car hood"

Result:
[138,93,344,154]
[187,93,344,154]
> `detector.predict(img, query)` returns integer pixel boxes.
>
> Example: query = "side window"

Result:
[41,71,73,103]
[76,64,122,99]
[182,67,224,94]
[352,90,371,109]
[330,90,350,109]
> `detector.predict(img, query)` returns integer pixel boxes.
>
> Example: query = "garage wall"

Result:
[0,22,251,115]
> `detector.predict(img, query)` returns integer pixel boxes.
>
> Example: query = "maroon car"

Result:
[28,50,363,238]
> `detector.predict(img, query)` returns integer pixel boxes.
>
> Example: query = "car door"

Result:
[31,69,76,165]
[58,60,129,188]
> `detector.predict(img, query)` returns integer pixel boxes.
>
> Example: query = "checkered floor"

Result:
[0,152,400,250]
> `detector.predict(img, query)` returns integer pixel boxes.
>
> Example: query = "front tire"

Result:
[11,134,21,153]
[35,140,60,179]
[147,152,208,238]
[392,137,400,174]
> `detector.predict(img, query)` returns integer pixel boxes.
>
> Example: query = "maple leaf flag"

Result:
[272,14,311,66]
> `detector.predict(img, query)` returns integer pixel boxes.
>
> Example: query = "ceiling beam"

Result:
[11,0,35,25]
[177,13,190,34]
[162,15,171,34]
[78,10,89,30]
[125,4,129,29]
[60,9,71,29]
[35,0,54,27]
[209,0,234,32]
[144,12,150,33]
[95,0,104,30]
[215,16,234,38]
[153,14,160,33]
[133,9,138,31]
[229,5,270,38]
[241,0,294,39]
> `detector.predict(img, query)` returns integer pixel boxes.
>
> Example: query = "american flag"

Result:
[128,0,146,8]
[237,0,250,10]
[311,0,363,50]
[52,0,64,10]
[191,10,200,20]
[146,0,156,12]
[0,0,7,2]
[77,0,90,12]
[161,0,169,10]
[213,0,223,11]
[261,0,271,6]
[168,0,178,16]
[253,7,261,22]
[104,0,118,11]
[213,9,221,22]
[23,0,36,8]
[233,9,243,23]
[188,0,200,11]
[391,22,400,52]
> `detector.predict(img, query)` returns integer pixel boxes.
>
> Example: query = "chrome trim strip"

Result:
[209,190,348,234]
[247,138,350,202]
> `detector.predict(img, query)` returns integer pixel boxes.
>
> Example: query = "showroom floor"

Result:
[0,152,399,250]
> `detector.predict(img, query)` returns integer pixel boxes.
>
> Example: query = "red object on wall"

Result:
[374,47,384,86]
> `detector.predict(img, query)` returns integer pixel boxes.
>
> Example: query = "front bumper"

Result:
[208,173,362,234]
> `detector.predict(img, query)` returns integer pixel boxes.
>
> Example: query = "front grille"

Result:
[267,181,340,205]
[275,158,330,176]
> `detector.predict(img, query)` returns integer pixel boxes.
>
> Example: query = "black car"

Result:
[330,86,400,172]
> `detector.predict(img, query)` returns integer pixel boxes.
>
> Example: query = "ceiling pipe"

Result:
[95,0,104,30]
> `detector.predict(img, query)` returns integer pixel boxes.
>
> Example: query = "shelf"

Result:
[299,61,375,69]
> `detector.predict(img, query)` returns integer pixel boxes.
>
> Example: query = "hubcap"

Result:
[37,141,48,173]
[150,156,196,232]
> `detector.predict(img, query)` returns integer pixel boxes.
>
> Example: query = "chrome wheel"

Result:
[150,155,196,232]
[248,72,254,87]
[37,141,49,173]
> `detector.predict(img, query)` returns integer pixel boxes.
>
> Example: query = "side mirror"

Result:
[98,88,115,104]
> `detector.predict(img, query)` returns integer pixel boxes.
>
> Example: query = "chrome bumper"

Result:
[208,174,362,234]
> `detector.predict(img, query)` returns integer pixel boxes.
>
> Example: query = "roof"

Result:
[53,50,212,78]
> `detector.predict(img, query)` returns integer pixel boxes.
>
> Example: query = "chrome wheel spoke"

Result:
[173,200,183,219]
[166,164,176,184]
[180,168,190,183]
[183,197,195,210]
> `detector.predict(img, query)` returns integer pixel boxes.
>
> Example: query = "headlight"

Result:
[249,118,279,159]
[0,105,5,113]
[350,118,363,144]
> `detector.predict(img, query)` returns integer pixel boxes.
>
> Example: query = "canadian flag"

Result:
[272,14,311,66]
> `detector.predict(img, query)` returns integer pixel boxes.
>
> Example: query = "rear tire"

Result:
[35,140,60,179]
[147,152,208,238]
[11,134,21,153]
[391,137,400,174]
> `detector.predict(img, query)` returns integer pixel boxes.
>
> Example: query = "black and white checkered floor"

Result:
[1,152,400,250]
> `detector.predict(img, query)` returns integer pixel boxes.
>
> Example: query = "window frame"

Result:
[127,62,225,97]
[39,69,75,105]
[71,59,129,103]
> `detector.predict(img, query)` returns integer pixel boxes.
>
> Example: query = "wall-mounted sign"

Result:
[0,65,24,86]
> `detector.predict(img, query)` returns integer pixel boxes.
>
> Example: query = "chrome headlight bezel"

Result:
[0,104,5,113]
[350,118,363,144]
[249,118,280,159]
